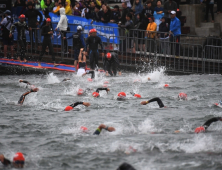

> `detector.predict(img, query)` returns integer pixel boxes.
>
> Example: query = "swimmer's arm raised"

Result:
[19,80,31,85]
[93,124,115,135]
[141,97,165,108]
[95,88,110,93]
[70,102,90,108]
[202,117,222,130]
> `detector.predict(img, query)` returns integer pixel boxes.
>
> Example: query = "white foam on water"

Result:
[138,118,162,134]
[46,73,60,84]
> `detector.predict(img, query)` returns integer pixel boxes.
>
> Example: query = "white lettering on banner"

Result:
[52,16,60,22]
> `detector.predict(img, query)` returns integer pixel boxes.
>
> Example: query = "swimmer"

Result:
[93,124,115,135]
[18,88,39,105]
[117,162,136,170]
[141,97,165,108]
[0,152,25,168]
[103,52,121,76]
[61,78,70,82]
[178,92,187,100]
[148,77,151,81]
[77,48,95,79]
[92,88,110,97]
[194,117,222,133]
[130,92,141,98]
[117,92,126,101]
[19,79,36,90]
[64,101,90,111]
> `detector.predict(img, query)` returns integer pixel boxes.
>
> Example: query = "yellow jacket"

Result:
[146,22,157,38]
[65,0,72,15]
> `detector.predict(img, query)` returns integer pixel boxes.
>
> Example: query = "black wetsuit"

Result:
[103,52,120,76]
[0,158,11,166]
[202,117,221,130]
[10,21,29,60]
[69,102,83,108]
[86,70,95,79]
[39,24,55,63]
[148,97,165,108]
[117,163,136,170]
[95,88,108,93]
[18,90,37,105]
[84,36,104,70]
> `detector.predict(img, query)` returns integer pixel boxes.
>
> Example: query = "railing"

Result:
[1,25,222,74]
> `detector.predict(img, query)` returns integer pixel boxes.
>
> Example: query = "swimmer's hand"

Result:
[148,77,151,81]
[141,101,149,105]
[83,102,90,107]
[99,124,115,132]
[80,48,84,52]
[105,72,109,76]
[106,88,110,93]
[19,79,23,82]
[174,130,180,133]
[0,154,4,163]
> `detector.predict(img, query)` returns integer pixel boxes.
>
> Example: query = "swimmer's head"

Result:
[134,94,141,98]
[164,84,169,87]
[13,152,25,168]
[148,77,151,81]
[106,53,112,60]
[19,14,25,22]
[92,92,100,97]
[91,28,97,36]
[118,92,126,98]
[64,106,73,111]
[80,126,88,131]
[77,89,84,95]
[178,92,187,100]
[194,126,205,133]
[32,88,39,92]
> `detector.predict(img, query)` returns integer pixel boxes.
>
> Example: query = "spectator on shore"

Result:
[154,0,164,13]
[55,7,68,53]
[41,8,52,28]
[110,5,121,23]
[119,13,134,52]
[146,16,157,52]
[100,5,111,23]
[201,0,214,23]
[91,5,102,23]
[0,10,14,59]
[216,0,222,14]
[73,2,82,16]
[121,0,132,8]
[81,3,89,17]
[169,10,181,57]
[53,0,60,14]
[158,17,170,55]
[134,0,143,16]
[35,0,41,10]
[142,1,154,29]
[121,2,130,25]
[86,1,96,19]
[164,0,177,25]
[41,0,55,11]
[150,0,157,8]
[14,0,26,7]
[25,2,43,51]
[65,0,72,14]
[26,0,35,6]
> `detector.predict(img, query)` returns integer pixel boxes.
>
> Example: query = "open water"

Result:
[1,69,222,170]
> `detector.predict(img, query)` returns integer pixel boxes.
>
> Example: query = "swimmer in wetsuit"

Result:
[84,29,104,70]
[92,88,110,97]
[64,101,90,111]
[103,52,121,76]
[117,163,136,170]
[0,152,25,168]
[18,88,39,105]
[77,48,95,79]
[141,97,165,108]
[194,117,222,133]
[93,124,115,135]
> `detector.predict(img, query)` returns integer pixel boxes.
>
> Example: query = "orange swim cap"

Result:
[92,92,100,97]
[77,89,83,95]
[88,78,92,82]
[178,92,187,100]
[164,84,169,87]
[13,152,25,162]
[104,81,109,84]
[64,106,73,111]
[194,126,205,133]
[134,94,141,98]
[118,92,126,98]
[80,126,88,131]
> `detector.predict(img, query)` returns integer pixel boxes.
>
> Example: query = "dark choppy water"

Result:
[1,69,222,170]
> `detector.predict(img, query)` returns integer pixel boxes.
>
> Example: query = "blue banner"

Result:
[50,12,119,44]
